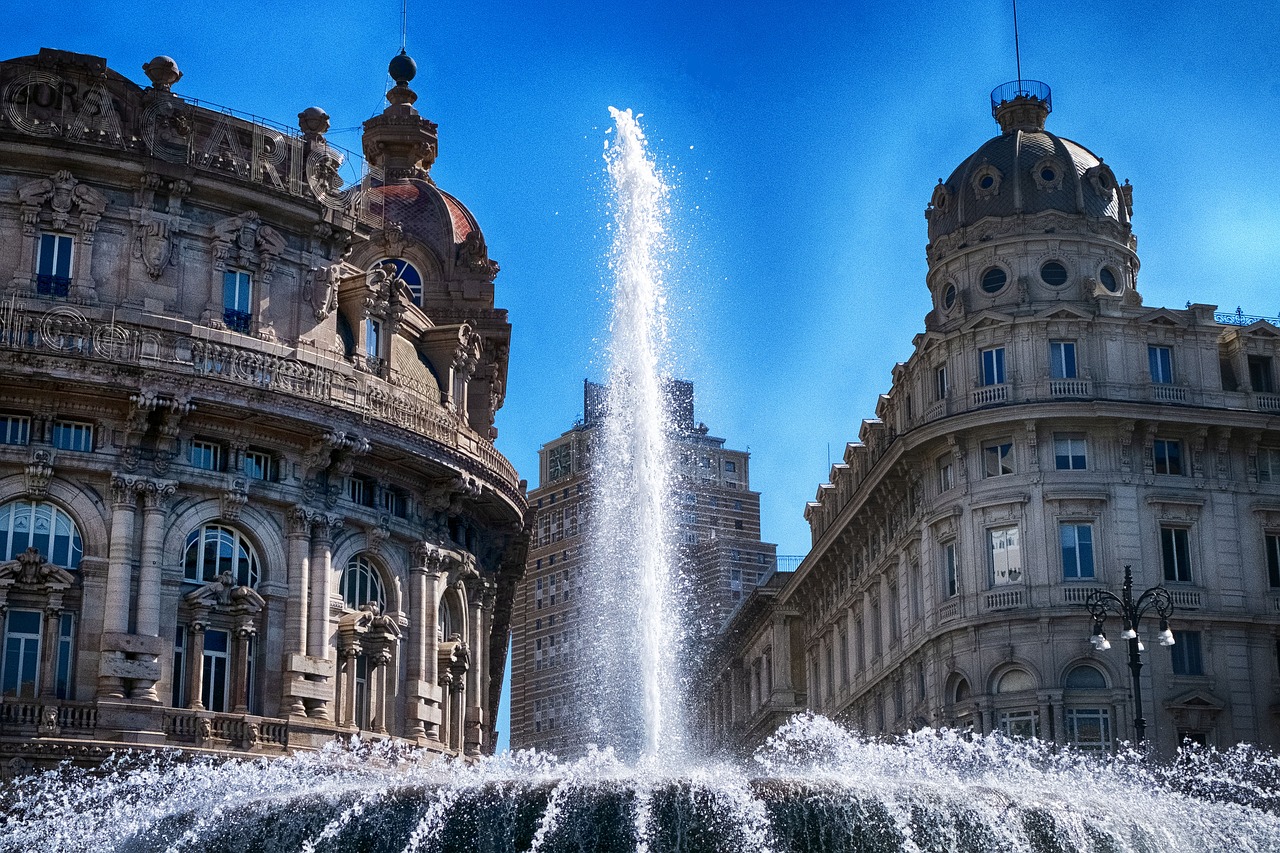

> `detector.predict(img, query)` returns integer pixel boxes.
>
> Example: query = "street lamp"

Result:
[1084,565,1175,744]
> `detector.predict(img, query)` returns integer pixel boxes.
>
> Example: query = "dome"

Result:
[364,178,490,274]
[926,86,1128,247]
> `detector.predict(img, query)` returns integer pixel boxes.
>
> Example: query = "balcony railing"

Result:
[163,708,288,749]
[0,303,522,499]
[222,309,253,334]
[35,274,71,297]
[1169,589,1202,609]
[972,384,1008,407]
[938,600,960,622]
[1050,379,1092,398]
[985,589,1024,610]
[1062,585,1102,604]
[0,699,97,733]
[1151,384,1188,403]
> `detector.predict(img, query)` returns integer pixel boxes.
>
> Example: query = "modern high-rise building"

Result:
[698,81,1280,758]
[510,380,777,755]
[0,47,527,771]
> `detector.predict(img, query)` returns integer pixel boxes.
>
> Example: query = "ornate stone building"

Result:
[0,48,527,769]
[511,380,778,756]
[699,82,1280,758]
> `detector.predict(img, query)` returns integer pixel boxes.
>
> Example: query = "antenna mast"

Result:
[1012,0,1023,87]
[400,0,408,52]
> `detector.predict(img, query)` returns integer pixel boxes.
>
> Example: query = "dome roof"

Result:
[926,94,1127,245]
[365,178,483,261]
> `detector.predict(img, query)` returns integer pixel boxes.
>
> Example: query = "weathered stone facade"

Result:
[698,84,1280,758]
[0,48,527,772]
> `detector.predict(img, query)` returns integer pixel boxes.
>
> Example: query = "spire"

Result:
[361,50,439,181]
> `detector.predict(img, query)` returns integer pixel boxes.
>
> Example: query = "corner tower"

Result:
[923,82,1139,330]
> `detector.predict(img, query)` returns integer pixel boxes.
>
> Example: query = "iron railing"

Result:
[990,80,1052,117]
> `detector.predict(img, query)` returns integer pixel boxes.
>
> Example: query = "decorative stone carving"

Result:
[457,230,498,280]
[24,449,53,499]
[221,476,249,521]
[297,107,330,142]
[970,163,1003,200]
[142,56,182,92]
[17,170,108,237]
[304,264,341,320]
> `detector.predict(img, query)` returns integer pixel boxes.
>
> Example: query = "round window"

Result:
[1100,267,1120,293]
[980,267,1008,294]
[1040,167,1056,183]
[943,283,957,309]
[979,175,994,189]
[1040,261,1068,286]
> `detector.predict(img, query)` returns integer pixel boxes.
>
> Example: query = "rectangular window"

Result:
[36,233,73,297]
[1161,526,1193,582]
[2,610,42,699]
[870,598,882,658]
[52,420,93,452]
[1060,523,1096,579]
[980,347,1006,386]
[172,625,186,708]
[347,476,375,507]
[838,630,849,683]
[938,456,954,492]
[999,710,1038,739]
[854,617,865,670]
[1249,355,1275,393]
[55,612,75,701]
[983,440,1014,477]
[1170,630,1203,676]
[724,460,736,473]
[1259,448,1280,482]
[1049,340,1077,379]
[989,526,1023,585]
[1054,434,1087,470]
[1153,439,1183,475]
[202,628,231,713]
[244,449,278,482]
[1148,345,1173,384]
[944,542,959,598]
[190,439,223,472]
[222,270,253,333]
[1065,708,1111,751]
[888,583,901,639]
[381,488,407,518]
[0,416,30,446]
[1267,534,1280,588]
[935,364,949,400]
[824,641,835,700]
[365,317,382,359]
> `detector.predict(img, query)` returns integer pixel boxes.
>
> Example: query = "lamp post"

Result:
[1084,565,1175,744]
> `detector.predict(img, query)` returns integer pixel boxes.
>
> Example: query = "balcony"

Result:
[1049,379,1092,398]
[1151,384,1188,403]
[1062,585,1102,604]
[223,308,254,334]
[938,599,960,622]
[984,589,1024,610]
[972,384,1009,407]
[35,274,71,297]
[1169,589,1202,610]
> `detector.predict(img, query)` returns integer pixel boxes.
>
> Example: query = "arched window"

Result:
[340,555,386,610]
[438,594,459,641]
[184,525,259,587]
[373,258,423,303]
[952,677,971,703]
[1064,664,1108,689]
[0,500,82,569]
[996,668,1036,694]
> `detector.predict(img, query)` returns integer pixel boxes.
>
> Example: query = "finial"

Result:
[386,50,419,107]
[142,56,182,92]
[298,107,330,142]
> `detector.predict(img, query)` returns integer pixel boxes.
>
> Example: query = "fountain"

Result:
[3,110,1280,853]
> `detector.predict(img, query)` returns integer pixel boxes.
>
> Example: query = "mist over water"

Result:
[582,107,686,762]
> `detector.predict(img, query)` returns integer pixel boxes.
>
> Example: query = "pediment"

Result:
[1136,308,1187,327]
[1164,689,1225,711]
[1234,320,1280,338]
[961,310,1015,333]
[913,330,947,353]
[1035,304,1093,322]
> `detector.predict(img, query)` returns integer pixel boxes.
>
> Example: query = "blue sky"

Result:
[6,1,1278,752]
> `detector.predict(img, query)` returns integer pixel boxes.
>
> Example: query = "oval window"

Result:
[1040,167,1056,183]
[1100,267,1120,293]
[980,267,1008,294]
[1040,261,1068,286]
[979,175,995,189]
[943,284,957,309]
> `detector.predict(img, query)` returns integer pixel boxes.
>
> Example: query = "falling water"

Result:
[584,107,684,761]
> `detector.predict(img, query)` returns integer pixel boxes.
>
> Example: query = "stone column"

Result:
[452,677,466,753]
[771,612,793,695]
[99,476,138,698]
[130,480,174,701]
[230,623,255,714]
[285,508,311,657]
[438,671,452,747]
[306,515,338,721]
[422,561,443,740]
[464,582,485,756]
[38,606,62,700]
[340,647,359,727]
[186,621,207,711]
[406,545,433,740]
[371,649,390,734]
